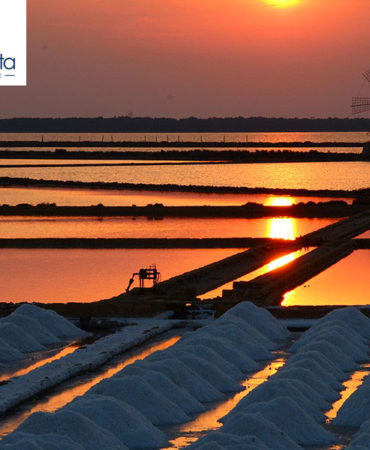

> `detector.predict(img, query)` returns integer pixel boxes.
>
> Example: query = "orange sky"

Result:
[1,0,369,118]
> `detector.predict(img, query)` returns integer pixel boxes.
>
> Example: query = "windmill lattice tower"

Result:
[352,70,370,114]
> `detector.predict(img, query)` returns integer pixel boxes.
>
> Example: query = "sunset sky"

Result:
[1,0,369,118]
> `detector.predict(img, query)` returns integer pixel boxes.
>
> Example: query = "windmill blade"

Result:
[363,70,370,83]
[352,97,370,114]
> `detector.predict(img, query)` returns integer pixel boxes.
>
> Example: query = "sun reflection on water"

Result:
[267,217,296,240]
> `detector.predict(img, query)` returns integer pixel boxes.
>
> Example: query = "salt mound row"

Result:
[229,397,336,446]
[284,358,343,391]
[287,350,347,382]
[300,320,368,347]
[66,394,167,449]
[0,305,87,365]
[275,367,340,403]
[219,413,303,450]
[3,410,128,449]
[291,331,368,362]
[348,419,370,449]
[149,348,243,393]
[1,300,289,449]
[294,340,357,372]
[220,378,326,424]
[222,301,290,340]
[90,375,189,426]
[180,327,274,366]
[214,315,277,350]
[178,334,266,370]
[311,307,370,339]
[117,366,205,414]
[170,343,246,380]
[126,358,226,403]
[189,430,270,450]
[197,324,275,360]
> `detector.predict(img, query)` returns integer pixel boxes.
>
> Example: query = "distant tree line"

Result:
[0,117,369,133]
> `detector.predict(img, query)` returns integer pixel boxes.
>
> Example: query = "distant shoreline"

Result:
[0,148,367,164]
[1,177,369,198]
[0,116,369,133]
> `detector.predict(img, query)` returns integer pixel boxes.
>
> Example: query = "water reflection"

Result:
[267,217,296,240]
[282,250,370,306]
[326,365,370,421]
[265,196,295,206]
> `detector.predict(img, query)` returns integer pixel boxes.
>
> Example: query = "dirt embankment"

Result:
[0,201,366,218]
[1,177,369,199]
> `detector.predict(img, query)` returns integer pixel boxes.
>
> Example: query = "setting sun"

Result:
[264,0,301,7]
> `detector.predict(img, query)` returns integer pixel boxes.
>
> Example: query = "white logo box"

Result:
[0,0,27,86]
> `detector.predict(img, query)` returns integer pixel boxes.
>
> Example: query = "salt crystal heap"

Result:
[0,305,87,365]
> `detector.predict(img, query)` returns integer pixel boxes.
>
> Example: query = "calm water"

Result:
[282,250,370,306]
[0,188,353,207]
[0,248,240,303]
[0,131,367,143]
[0,161,369,190]
[0,217,337,239]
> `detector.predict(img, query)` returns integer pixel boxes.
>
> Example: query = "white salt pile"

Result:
[178,334,265,370]
[198,323,275,361]
[348,419,370,449]
[0,338,24,363]
[0,305,87,365]
[149,349,244,393]
[284,358,343,391]
[0,323,45,353]
[300,321,368,348]
[2,410,128,449]
[222,301,290,341]
[219,413,303,450]
[215,314,277,350]
[287,350,347,382]
[171,343,247,380]
[275,366,340,403]
[116,366,205,414]
[14,304,87,340]
[294,340,357,372]
[229,397,336,446]
[3,312,61,346]
[90,375,189,426]
[317,307,370,339]
[66,394,167,449]
[291,331,368,362]
[189,430,270,450]
[135,357,226,402]
[220,378,326,424]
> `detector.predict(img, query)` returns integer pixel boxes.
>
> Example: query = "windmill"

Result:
[352,69,370,114]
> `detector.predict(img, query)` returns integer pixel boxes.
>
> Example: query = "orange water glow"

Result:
[166,359,285,449]
[0,344,81,383]
[282,250,370,307]
[326,366,370,421]
[0,336,180,438]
